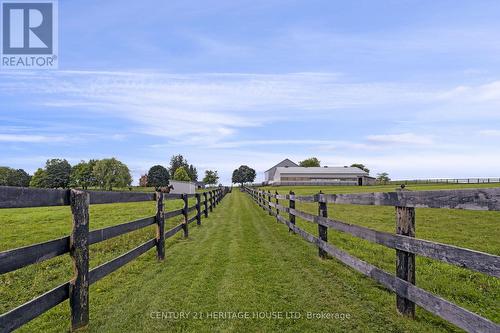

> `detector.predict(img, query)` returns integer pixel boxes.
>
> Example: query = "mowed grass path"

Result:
[3,190,492,332]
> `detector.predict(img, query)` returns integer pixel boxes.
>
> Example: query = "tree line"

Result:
[140,154,220,189]
[0,154,222,191]
[0,158,133,190]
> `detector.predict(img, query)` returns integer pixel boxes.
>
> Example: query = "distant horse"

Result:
[157,184,174,193]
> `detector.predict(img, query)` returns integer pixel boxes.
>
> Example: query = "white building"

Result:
[169,180,196,194]
[264,159,375,186]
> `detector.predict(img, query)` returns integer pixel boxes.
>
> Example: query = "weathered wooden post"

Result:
[69,189,90,331]
[288,190,295,232]
[182,194,189,238]
[317,191,328,258]
[209,191,213,212]
[275,190,280,222]
[196,193,201,225]
[396,204,416,318]
[267,190,272,215]
[203,192,208,218]
[155,191,165,260]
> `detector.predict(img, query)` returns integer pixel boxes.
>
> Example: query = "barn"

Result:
[264,159,375,186]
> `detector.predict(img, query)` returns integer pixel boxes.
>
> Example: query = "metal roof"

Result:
[275,166,368,175]
[264,158,299,172]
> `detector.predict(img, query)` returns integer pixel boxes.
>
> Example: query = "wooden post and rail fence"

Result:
[390,178,500,185]
[0,186,229,332]
[244,186,500,333]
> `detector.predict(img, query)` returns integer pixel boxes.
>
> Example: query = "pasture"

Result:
[0,184,499,332]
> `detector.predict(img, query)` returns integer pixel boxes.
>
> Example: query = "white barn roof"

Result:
[276,166,368,175]
[265,158,298,172]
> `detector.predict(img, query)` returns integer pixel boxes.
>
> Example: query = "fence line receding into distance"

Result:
[244,186,500,333]
[0,186,230,333]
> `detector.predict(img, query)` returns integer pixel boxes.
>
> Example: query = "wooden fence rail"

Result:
[0,186,229,333]
[391,178,500,185]
[244,187,500,333]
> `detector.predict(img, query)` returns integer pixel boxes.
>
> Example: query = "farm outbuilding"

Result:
[169,180,196,194]
[264,159,375,186]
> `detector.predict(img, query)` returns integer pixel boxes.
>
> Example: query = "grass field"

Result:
[0,184,499,332]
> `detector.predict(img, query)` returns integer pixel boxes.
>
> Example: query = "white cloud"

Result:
[366,133,434,145]
[479,129,500,137]
[0,71,439,145]
[0,134,66,143]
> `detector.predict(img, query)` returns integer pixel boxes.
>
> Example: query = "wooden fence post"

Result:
[275,190,280,222]
[267,190,272,215]
[155,191,165,260]
[69,189,90,331]
[262,190,265,210]
[203,192,208,218]
[289,190,295,232]
[396,205,416,318]
[317,191,328,259]
[209,191,213,212]
[182,194,188,238]
[196,193,201,225]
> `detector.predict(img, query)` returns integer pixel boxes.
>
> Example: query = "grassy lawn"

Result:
[0,185,498,332]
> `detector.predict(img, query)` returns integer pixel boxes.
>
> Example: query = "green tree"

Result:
[202,170,219,186]
[169,154,189,175]
[350,163,370,174]
[45,159,72,188]
[12,169,31,187]
[299,157,320,167]
[30,168,48,188]
[376,172,391,184]
[93,158,132,190]
[0,167,31,187]
[173,166,191,182]
[147,165,170,189]
[0,167,10,186]
[188,164,198,182]
[169,155,198,181]
[70,160,97,189]
[232,165,256,186]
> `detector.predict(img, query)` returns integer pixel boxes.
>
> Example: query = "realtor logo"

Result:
[1,0,58,69]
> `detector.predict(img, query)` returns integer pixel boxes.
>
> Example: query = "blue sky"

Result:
[1,0,500,184]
